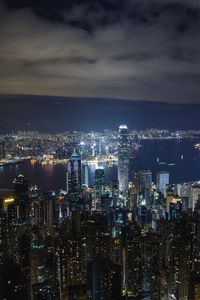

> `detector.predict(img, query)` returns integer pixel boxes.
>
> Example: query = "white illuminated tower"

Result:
[118,125,129,200]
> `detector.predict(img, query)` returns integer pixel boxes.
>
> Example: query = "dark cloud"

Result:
[0,0,200,102]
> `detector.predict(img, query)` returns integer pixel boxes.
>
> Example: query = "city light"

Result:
[0,0,199,297]
[4,197,15,204]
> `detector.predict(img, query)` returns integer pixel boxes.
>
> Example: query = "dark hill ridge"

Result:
[0,95,199,133]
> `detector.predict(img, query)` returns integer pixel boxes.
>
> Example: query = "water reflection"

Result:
[0,140,199,191]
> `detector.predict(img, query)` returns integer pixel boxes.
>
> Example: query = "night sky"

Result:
[0,0,200,131]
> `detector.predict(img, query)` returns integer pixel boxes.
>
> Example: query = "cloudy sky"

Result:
[0,0,200,103]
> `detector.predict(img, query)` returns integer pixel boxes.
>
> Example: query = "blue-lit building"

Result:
[82,163,89,187]
[118,125,129,201]
[156,171,169,195]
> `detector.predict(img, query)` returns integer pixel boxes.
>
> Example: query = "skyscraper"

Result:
[66,150,82,193]
[133,170,152,193]
[156,171,169,195]
[13,174,29,224]
[94,168,105,210]
[189,184,200,211]
[82,164,89,187]
[94,168,105,200]
[118,125,129,197]
[133,170,152,205]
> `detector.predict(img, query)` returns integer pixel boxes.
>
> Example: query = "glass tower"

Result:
[66,150,82,193]
[156,171,169,195]
[93,168,105,210]
[118,125,129,195]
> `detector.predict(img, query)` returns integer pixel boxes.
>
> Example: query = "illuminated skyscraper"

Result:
[133,170,152,205]
[94,168,105,199]
[156,171,169,195]
[82,164,89,187]
[66,150,82,193]
[13,174,29,224]
[13,174,28,195]
[118,125,129,197]
[189,184,200,211]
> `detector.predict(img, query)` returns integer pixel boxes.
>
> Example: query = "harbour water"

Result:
[0,139,200,191]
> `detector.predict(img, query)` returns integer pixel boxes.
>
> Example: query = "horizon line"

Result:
[0,93,200,106]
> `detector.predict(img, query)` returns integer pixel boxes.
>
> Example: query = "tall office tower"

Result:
[156,171,169,195]
[134,170,152,193]
[66,150,82,193]
[0,139,5,160]
[82,164,89,187]
[189,184,200,211]
[118,125,129,198]
[13,174,29,224]
[94,168,105,210]
[177,183,190,211]
[133,170,152,205]
[13,174,29,194]
[177,183,190,198]
[87,257,122,300]
[109,180,119,207]
[169,196,182,219]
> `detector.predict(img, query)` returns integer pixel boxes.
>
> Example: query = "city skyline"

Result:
[1,0,200,299]
[1,131,200,299]
[1,124,200,300]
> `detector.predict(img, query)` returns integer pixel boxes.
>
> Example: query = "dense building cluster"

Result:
[1,127,200,300]
[0,128,200,165]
